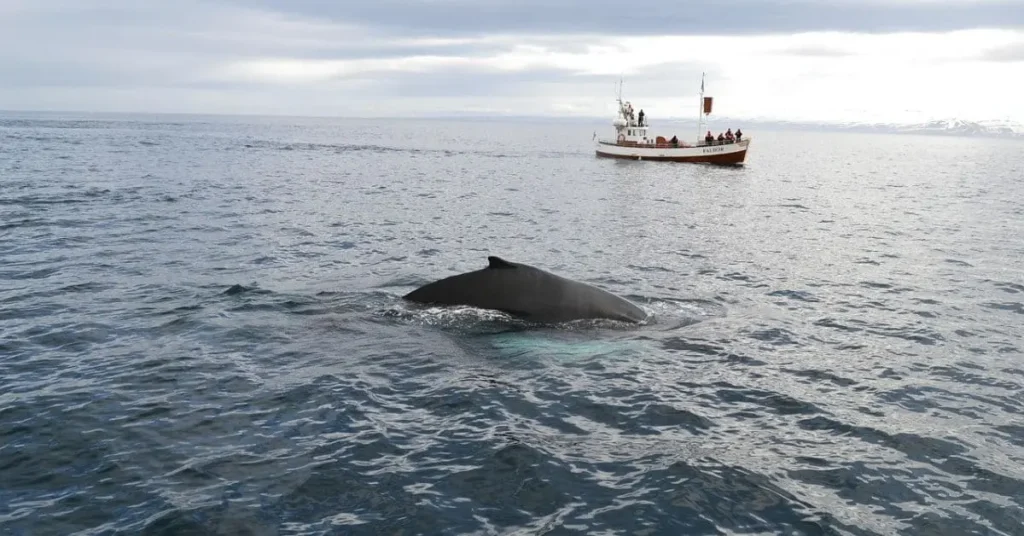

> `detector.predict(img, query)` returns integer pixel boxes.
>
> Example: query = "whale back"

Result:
[403,256,647,323]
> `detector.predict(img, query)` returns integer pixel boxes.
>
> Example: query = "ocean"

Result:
[1,111,1022,535]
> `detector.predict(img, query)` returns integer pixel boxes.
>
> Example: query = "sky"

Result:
[1,0,1023,124]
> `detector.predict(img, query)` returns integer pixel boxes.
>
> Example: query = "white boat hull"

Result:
[595,138,751,165]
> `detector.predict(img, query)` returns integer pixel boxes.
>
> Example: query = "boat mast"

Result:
[616,75,624,119]
[696,72,706,143]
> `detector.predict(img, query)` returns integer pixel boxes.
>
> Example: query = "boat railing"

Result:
[599,138,746,148]
[697,139,745,146]
[619,117,648,128]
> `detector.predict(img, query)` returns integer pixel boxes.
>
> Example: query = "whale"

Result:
[403,256,648,324]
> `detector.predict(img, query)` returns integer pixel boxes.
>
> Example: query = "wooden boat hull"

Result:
[595,138,750,165]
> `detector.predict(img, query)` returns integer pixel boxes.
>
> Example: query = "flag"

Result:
[700,73,705,94]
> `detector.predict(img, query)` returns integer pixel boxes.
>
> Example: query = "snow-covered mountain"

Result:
[888,118,1024,137]
[677,116,1024,139]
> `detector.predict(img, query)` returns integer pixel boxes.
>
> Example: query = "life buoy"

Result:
[617,133,626,143]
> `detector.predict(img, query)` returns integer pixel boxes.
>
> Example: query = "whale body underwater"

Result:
[403,256,648,324]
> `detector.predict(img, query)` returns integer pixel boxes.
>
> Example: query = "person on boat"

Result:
[735,129,743,141]
[717,133,725,144]
[725,129,734,143]
[638,109,645,126]
[670,134,678,147]
[705,131,714,145]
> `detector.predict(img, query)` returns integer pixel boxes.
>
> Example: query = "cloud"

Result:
[349,62,710,101]
[229,0,1024,36]
[780,45,852,57]
[980,41,1024,61]
[1,0,1023,123]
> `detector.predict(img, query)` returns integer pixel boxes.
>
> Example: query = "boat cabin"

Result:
[612,101,685,148]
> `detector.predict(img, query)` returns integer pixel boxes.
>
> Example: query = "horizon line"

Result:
[1,107,1018,127]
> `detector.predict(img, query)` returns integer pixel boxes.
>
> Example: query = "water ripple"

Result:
[2,115,1022,534]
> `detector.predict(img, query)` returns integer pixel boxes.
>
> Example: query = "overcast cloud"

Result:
[1,0,1022,123]
[229,0,1023,36]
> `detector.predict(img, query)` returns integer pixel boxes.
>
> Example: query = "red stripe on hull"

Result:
[595,149,748,165]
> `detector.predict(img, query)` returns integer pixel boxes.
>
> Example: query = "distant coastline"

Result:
[416,114,1024,140]
[2,109,1021,140]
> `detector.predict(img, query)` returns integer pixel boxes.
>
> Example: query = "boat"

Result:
[594,74,750,165]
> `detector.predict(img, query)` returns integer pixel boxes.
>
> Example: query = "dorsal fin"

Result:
[487,256,516,269]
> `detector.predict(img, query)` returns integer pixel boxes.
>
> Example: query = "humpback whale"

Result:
[403,256,648,324]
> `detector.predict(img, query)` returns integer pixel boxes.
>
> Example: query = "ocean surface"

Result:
[1,110,1023,535]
